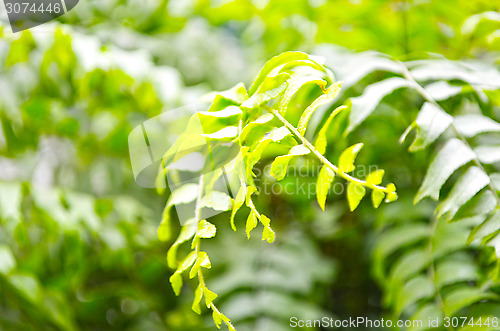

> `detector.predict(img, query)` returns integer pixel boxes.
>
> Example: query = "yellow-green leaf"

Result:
[316,166,335,211]
[248,51,310,95]
[192,285,203,314]
[189,251,211,279]
[230,185,246,231]
[167,219,197,269]
[314,105,348,155]
[386,183,398,202]
[372,190,385,208]
[212,309,223,329]
[169,272,183,296]
[338,143,364,173]
[197,220,216,239]
[204,287,218,308]
[259,214,271,227]
[270,144,310,181]
[297,82,342,135]
[347,182,366,211]
[246,212,258,239]
[245,186,258,205]
[366,169,385,185]
[158,208,171,242]
[262,226,275,243]
[221,313,232,329]
[278,75,327,115]
[201,191,232,211]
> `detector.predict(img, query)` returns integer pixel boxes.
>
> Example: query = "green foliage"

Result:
[2,3,500,330]
[328,46,500,329]
[160,51,396,328]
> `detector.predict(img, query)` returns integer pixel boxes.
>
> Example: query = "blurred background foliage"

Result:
[0,0,500,330]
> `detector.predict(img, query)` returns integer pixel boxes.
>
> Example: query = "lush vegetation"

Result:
[1,1,500,330]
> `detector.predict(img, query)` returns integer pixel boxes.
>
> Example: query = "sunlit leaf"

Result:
[338,143,363,173]
[316,166,335,211]
[347,182,366,211]
[415,139,474,203]
[270,144,310,180]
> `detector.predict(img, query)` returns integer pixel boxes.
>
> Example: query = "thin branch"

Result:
[265,105,393,193]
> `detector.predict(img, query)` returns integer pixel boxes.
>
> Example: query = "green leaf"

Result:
[245,186,258,206]
[177,251,197,273]
[436,166,489,221]
[347,182,366,211]
[197,220,217,239]
[239,113,278,147]
[259,215,275,243]
[262,226,276,243]
[169,184,199,206]
[475,145,500,164]
[169,272,183,296]
[468,210,500,245]
[200,104,242,120]
[246,212,258,239]
[406,102,453,151]
[201,191,233,211]
[0,182,22,220]
[388,249,430,286]
[435,258,479,288]
[246,127,296,178]
[366,169,384,185]
[443,288,497,316]
[212,309,223,329]
[423,81,463,101]
[204,287,218,308]
[189,251,211,279]
[242,73,289,109]
[462,11,500,34]
[338,143,363,173]
[394,276,434,316]
[167,219,197,268]
[202,126,238,140]
[314,105,348,154]
[371,190,385,208]
[409,304,443,331]
[206,82,248,110]
[0,245,16,275]
[454,114,500,138]
[278,76,327,115]
[9,273,42,304]
[316,166,335,211]
[385,183,397,202]
[158,211,172,242]
[270,144,310,180]
[248,51,309,95]
[347,77,413,133]
[192,285,203,314]
[297,82,342,135]
[486,229,500,258]
[230,185,246,231]
[373,224,431,280]
[454,189,497,223]
[415,139,474,203]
